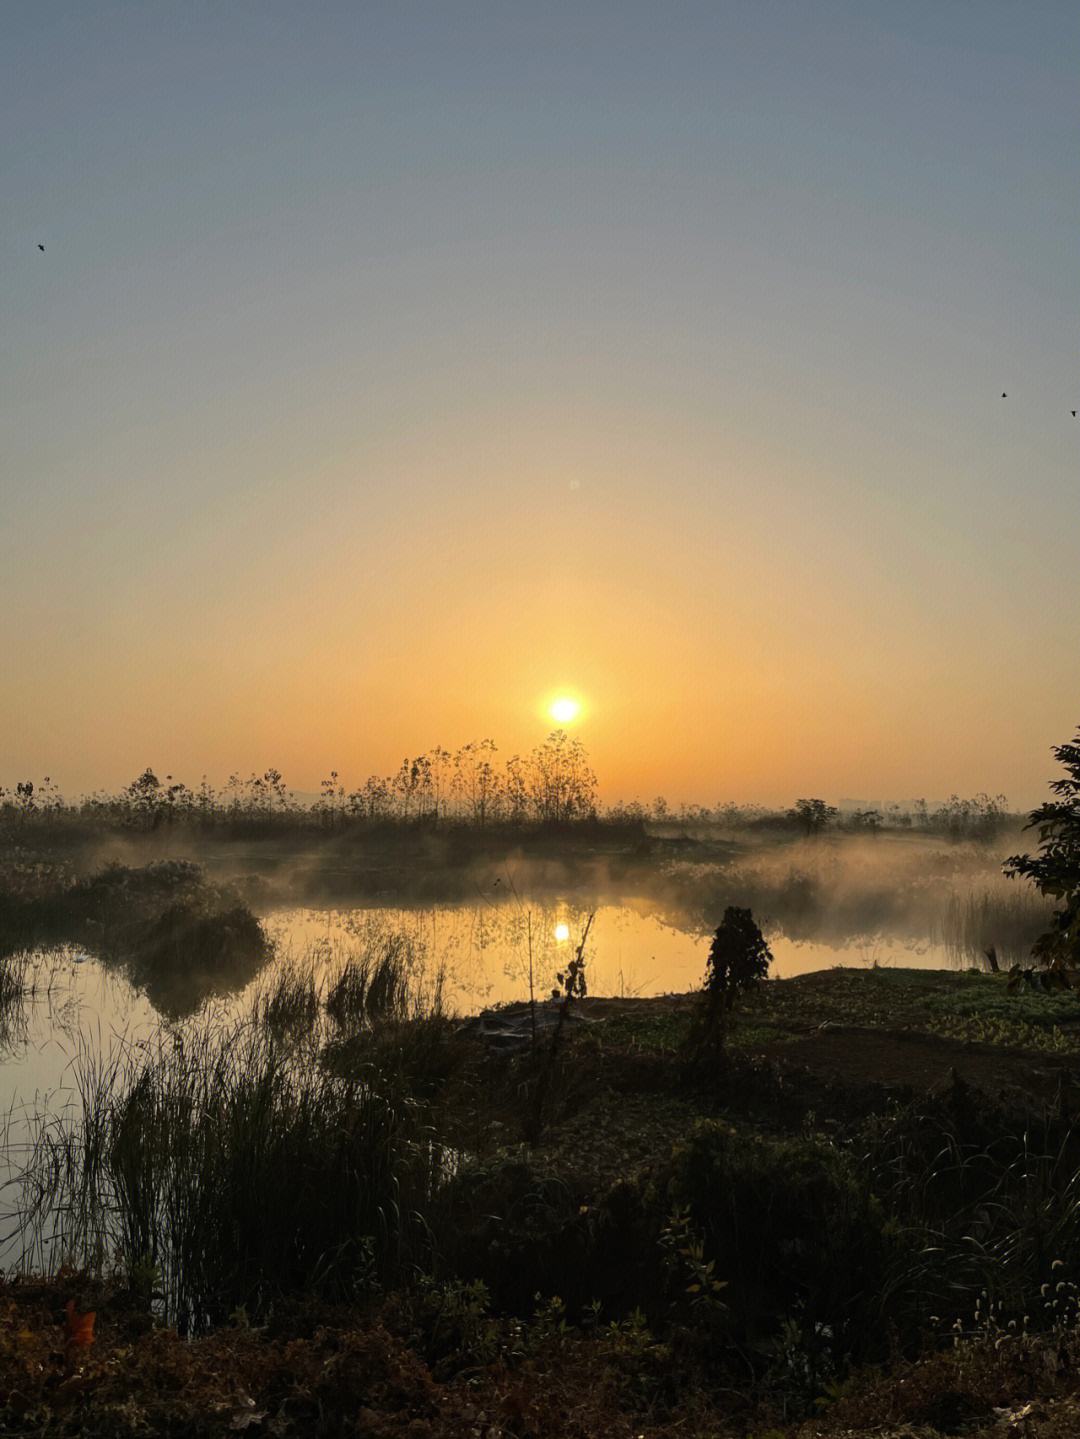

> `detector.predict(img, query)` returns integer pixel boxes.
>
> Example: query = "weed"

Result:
[524,913,594,1142]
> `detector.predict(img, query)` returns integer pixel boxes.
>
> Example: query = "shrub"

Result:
[124,901,268,1016]
[668,1121,905,1371]
[860,1081,1080,1321]
[687,906,772,1065]
[1006,725,1080,967]
[436,1158,612,1315]
[0,860,271,1014]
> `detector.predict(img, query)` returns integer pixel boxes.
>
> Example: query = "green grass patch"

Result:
[597,1010,692,1054]
[925,983,1080,1027]
[925,1013,1080,1053]
[727,968,1080,1055]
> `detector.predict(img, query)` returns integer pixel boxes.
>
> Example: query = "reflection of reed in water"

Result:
[0,945,95,1056]
[936,883,1052,967]
[0,951,29,1053]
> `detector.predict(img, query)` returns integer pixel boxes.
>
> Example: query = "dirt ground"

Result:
[572,968,1080,1103]
[760,1024,1076,1098]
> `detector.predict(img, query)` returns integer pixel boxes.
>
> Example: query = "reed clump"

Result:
[937,882,1053,967]
[253,960,320,1037]
[18,1006,452,1332]
[0,953,27,1015]
[326,935,437,1031]
[0,951,30,1052]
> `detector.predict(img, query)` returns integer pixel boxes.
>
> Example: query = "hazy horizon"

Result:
[0,741,1048,816]
[4,2,1078,807]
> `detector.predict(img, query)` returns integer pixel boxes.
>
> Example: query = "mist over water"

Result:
[0,826,1053,1275]
[0,830,1049,1069]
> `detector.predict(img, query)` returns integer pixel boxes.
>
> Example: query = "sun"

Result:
[553,922,571,943]
[549,696,581,725]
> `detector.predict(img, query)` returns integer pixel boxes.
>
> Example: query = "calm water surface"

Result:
[0,895,952,1115]
[0,894,959,1264]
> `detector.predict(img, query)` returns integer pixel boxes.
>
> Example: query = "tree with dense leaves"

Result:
[522,730,598,824]
[1005,728,1080,967]
[787,797,838,835]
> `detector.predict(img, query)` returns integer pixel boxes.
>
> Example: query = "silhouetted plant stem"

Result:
[527,910,537,1052]
[525,912,593,1142]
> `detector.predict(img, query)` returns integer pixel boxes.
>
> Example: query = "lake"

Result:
[0,869,1036,1270]
[0,893,955,1117]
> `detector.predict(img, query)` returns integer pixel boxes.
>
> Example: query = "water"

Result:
[263,898,949,1007]
[0,884,1004,1269]
[0,895,954,1115]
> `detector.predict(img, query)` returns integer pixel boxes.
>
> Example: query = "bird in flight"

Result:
[996,393,1076,416]
[37,243,44,252]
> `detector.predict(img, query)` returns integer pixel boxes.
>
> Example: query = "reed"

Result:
[937,883,1053,967]
[14,1006,452,1331]
[0,952,27,1016]
[253,959,320,1037]
[325,934,439,1031]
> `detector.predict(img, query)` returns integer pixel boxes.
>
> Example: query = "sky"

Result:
[2,1,1078,808]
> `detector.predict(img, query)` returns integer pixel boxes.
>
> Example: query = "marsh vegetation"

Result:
[1,732,1078,1435]
[9,951,1080,1436]
[0,735,1048,1013]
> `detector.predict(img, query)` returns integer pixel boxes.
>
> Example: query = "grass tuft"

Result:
[16,1000,452,1331]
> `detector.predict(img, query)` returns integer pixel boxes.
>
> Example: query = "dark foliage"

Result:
[687,906,772,1065]
[786,798,839,835]
[1006,727,1080,966]
[0,860,269,1015]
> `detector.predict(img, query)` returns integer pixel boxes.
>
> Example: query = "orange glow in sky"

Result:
[2,6,1077,808]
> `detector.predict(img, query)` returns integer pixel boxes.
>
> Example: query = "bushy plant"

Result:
[688,906,772,1065]
[437,1158,588,1313]
[787,798,838,835]
[668,1121,903,1374]
[1006,726,1080,967]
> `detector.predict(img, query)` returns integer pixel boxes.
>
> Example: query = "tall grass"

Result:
[252,959,320,1037]
[859,1086,1080,1325]
[937,882,1052,967]
[0,951,27,1021]
[326,933,444,1031]
[14,1003,453,1331]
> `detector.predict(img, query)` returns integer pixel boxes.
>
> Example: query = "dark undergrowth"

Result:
[9,1270,1080,1436]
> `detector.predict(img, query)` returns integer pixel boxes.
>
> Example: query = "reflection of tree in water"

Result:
[0,863,272,1021]
[116,906,269,1019]
[449,898,598,998]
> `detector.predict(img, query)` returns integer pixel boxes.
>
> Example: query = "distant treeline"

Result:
[1,732,1013,841]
